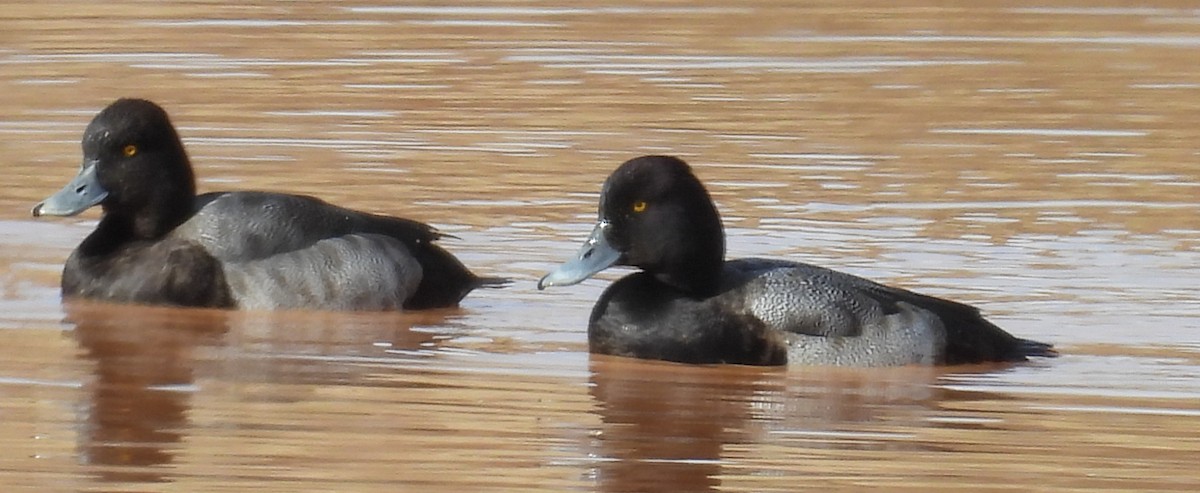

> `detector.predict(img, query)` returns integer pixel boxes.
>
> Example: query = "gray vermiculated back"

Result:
[169,191,432,310]
[224,234,421,311]
[173,192,387,263]
[725,258,945,366]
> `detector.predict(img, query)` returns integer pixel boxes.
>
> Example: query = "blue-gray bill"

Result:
[537,220,621,290]
[32,160,108,217]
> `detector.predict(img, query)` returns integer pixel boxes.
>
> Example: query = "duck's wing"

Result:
[729,259,1049,365]
[175,191,439,262]
[223,233,422,311]
[803,267,1055,364]
[175,191,490,309]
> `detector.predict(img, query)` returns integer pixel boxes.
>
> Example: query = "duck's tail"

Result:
[1018,337,1059,358]
[473,276,511,289]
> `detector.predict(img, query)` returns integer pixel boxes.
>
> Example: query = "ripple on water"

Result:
[2,2,1199,491]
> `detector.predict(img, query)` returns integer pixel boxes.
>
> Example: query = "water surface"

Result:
[1,1,1198,491]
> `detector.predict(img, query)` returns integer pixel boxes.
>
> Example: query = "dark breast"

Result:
[63,238,234,308]
[587,272,788,365]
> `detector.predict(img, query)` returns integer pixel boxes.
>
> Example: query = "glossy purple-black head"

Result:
[539,155,726,296]
[34,98,195,238]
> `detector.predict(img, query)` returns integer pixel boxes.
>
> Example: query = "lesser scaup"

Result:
[33,98,503,310]
[539,155,1055,366]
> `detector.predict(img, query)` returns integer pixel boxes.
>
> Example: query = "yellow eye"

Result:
[123,144,138,157]
[632,200,647,213]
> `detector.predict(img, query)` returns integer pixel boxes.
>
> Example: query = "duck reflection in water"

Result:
[66,301,453,484]
[585,357,952,492]
[68,301,229,483]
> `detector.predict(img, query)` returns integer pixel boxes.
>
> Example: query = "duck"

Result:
[538,155,1056,366]
[33,98,503,311]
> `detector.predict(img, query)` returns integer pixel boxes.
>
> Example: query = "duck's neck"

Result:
[654,204,726,298]
[76,213,136,258]
[79,197,193,259]
[101,155,197,241]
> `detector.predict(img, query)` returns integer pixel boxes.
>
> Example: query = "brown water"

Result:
[2,1,1199,491]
